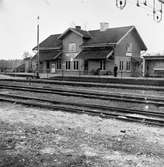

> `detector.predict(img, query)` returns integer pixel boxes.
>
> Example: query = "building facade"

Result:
[32,24,147,77]
[143,55,164,77]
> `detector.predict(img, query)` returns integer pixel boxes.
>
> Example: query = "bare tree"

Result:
[22,51,32,59]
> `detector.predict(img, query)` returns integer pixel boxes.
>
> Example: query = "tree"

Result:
[22,51,32,59]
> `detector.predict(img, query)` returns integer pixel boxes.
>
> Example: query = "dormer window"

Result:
[69,43,76,52]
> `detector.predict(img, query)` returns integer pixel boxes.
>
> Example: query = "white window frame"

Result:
[126,61,131,71]
[68,43,77,52]
[119,61,124,71]
[100,60,106,70]
[56,59,62,69]
[126,43,133,56]
[73,61,79,70]
[127,43,133,52]
[66,61,71,70]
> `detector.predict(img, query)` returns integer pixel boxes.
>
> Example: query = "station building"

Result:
[32,23,147,77]
[143,54,164,77]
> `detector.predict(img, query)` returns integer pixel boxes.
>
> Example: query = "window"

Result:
[66,61,71,70]
[84,61,88,70]
[74,61,79,70]
[68,43,76,52]
[126,52,132,57]
[46,61,50,69]
[100,60,106,70]
[119,61,124,70]
[126,43,133,56]
[126,43,133,52]
[126,61,131,71]
[56,60,61,69]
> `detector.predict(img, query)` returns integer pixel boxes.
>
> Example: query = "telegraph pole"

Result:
[37,16,40,78]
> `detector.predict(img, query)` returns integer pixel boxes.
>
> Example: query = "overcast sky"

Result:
[0,0,164,59]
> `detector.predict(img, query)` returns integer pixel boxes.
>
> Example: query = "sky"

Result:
[0,0,164,59]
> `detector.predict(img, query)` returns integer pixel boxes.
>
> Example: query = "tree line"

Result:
[0,59,23,72]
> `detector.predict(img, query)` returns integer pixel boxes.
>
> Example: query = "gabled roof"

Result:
[76,47,113,60]
[33,34,62,50]
[130,27,147,51]
[82,26,134,46]
[58,27,91,39]
[33,25,147,51]
[32,50,62,62]
[143,54,164,60]
[14,63,25,71]
[81,26,147,50]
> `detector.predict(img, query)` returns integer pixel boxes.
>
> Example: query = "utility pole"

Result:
[37,16,40,78]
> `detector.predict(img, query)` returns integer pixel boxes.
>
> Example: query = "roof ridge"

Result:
[71,27,88,32]
[88,25,134,32]
[33,25,147,51]
[46,25,135,37]
[49,33,61,36]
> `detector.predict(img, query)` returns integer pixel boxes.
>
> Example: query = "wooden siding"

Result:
[114,29,141,77]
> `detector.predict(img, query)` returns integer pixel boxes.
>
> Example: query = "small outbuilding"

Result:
[143,54,164,77]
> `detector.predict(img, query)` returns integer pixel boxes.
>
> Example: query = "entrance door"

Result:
[51,64,56,73]
[84,60,88,70]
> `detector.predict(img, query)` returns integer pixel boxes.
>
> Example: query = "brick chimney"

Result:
[75,26,81,30]
[100,22,109,31]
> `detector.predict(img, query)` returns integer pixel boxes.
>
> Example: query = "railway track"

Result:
[0,92,163,127]
[0,84,164,106]
[1,78,164,91]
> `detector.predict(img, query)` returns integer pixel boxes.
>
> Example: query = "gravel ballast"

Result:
[0,102,163,167]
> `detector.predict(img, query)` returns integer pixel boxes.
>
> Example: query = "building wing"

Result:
[33,34,62,50]
[32,50,62,62]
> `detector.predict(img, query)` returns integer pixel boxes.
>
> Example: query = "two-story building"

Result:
[32,23,147,77]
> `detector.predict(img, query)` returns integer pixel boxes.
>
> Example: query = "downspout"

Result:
[143,57,146,77]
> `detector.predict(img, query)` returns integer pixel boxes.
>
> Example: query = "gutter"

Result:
[32,47,62,51]
[81,43,116,48]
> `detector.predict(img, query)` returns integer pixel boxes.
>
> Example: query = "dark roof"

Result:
[33,25,147,51]
[143,55,164,60]
[58,28,91,39]
[16,63,25,69]
[33,50,62,62]
[33,34,62,50]
[72,28,91,38]
[24,57,31,60]
[82,26,133,46]
[14,63,25,71]
[130,28,147,50]
[76,47,113,60]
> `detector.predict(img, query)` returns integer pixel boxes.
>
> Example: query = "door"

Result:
[51,63,56,73]
[84,60,88,70]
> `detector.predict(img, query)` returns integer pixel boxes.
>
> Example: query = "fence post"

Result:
[47,69,48,78]
[121,70,123,79]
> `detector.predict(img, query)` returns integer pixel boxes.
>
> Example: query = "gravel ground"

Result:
[0,102,163,167]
